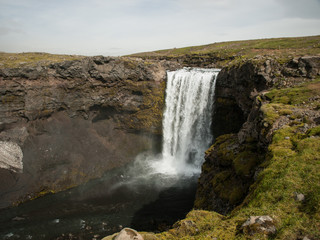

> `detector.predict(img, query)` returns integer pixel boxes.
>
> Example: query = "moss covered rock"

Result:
[195,133,263,214]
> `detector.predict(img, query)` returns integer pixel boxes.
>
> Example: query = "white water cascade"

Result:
[151,68,220,176]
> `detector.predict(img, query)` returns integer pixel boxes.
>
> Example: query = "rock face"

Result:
[195,134,263,213]
[196,56,320,214]
[0,56,179,208]
[212,56,320,138]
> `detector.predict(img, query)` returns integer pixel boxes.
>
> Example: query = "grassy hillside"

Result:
[130,35,320,66]
[0,52,85,69]
[1,36,319,69]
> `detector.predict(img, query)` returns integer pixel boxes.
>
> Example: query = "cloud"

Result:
[0,26,24,36]
[277,0,320,19]
[0,0,319,55]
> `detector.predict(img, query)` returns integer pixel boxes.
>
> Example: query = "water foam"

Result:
[150,68,219,176]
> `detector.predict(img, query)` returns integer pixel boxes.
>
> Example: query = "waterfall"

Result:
[151,68,220,176]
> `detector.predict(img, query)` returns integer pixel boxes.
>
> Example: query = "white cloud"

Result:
[0,0,319,55]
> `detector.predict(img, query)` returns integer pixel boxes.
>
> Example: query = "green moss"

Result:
[211,172,246,206]
[261,79,320,129]
[307,126,320,137]
[233,150,260,177]
[238,125,320,239]
[153,210,238,240]
[265,79,320,106]
[119,79,166,134]
[205,134,237,166]
[201,134,263,209]
[122,58,139,69]
[130,81,166,134]
[278,108,293,115]
[260,103,280,125]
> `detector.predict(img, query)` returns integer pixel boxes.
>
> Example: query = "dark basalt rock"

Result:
[0,56,180,208]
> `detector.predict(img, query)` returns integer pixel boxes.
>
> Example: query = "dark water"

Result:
[0,159,198,240]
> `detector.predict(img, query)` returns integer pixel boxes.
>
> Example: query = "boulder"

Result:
[241,216,276,236]
[172,220,198,236]
[102,228,143,240]
[0,141,23,172]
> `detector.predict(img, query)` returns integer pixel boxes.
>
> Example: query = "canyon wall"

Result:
[1,53,320,239]
[195,56,320,214]
[0,56,179,208]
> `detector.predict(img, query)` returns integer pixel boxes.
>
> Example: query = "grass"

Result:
[0,52,85,69]
[129,35,320,66]
[265,79,320,105]
[2,36,319,69]
[239,125,320,239]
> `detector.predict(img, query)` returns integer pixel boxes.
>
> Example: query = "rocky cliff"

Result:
[1,46,320,239]
[0,56,179,208]
[120,55,320,240]
[189,56,320,239]
[196,56,320,211]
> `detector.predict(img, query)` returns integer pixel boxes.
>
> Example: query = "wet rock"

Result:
[241,215,276,236]
[12,216,25,221]
[53,219,60,224]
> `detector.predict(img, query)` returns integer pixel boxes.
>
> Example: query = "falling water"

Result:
[0,68,220,239]
[151,68,220,176]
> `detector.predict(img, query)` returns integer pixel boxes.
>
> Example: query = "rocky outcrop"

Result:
[196,55,320,214]
[102,228,144,240]
[0,56,176,133]
[195,134,264,214]
[0,56,180,208]
[241,216,276,236]
[212,56,320,138]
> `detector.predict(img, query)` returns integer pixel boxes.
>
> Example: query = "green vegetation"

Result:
[239,125,320,239]
[130,35,320,66]
[265,78,320,105]
[0,52,84,69]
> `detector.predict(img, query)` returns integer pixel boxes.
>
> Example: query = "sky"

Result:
[0,0,320,56]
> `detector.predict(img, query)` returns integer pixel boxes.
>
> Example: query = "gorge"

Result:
[0,64,219,239]
[0,36,320,240]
